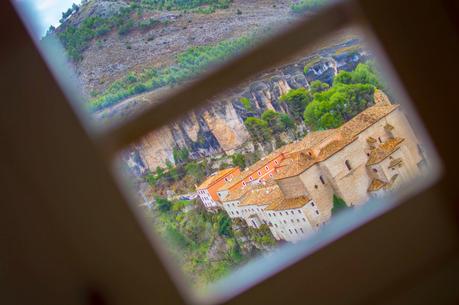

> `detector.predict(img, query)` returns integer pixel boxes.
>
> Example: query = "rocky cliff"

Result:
[133,39,368,170]
[53,0,368,170]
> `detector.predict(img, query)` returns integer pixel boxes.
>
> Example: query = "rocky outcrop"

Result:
[132,39,368,170]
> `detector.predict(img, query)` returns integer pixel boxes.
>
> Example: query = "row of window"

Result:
[272,217,308,227]
[268,209,303,217]
[288,228,305,235]
[241,163,279,186]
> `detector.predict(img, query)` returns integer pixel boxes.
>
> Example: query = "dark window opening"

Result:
[345,160,352,171]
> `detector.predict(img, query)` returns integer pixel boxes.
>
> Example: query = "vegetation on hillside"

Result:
[140,0,232,11]
[46,0,232,62]
[239,62,381,145]
[89,35,253,111]
[291,0,327,14]
[146,198,249,287]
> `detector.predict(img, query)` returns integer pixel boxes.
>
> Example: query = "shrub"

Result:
[231,153,246,169]
[240,97,252,111]
[280,87,313,122]
[244,117,272,143]
[331,194,348,215]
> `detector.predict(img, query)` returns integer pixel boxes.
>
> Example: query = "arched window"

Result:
[345,160,352,171]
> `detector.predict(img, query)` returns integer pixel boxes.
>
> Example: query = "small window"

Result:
[249,176,253,181]
[265,165,269,170]
[294,229,298,233]
[289,229,292,234]
[303,218,306,222]
[291,219,294,223]
[373,168,378,173]
[274,160,279,165]
[269,173,273,177]
[291,211,294,215]
[296,219,300,222]
[300,228,304,233]
[311,202,315,207]
[258,170,262,176]
[298,210,301,214]
[345,160,352,171]
[242,181,246,186]
[378,137,382,143]
[274,224,278,228]
[315,210,320,215]
[314,184,318,189]
[320,175,325,184]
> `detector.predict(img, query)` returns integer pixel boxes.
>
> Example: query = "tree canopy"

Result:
[280,87,313,122]
[244,117,272,143]
[303,63,379,130]
[261,110,294,134]
[231,153,246,169]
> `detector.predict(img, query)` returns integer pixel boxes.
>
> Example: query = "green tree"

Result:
[280,87,313,122]
[240,97,252,111]
[231,153,246,169]
[309,80,330,94]
[303,82,375,130]
[216,212,233,237]
[244,117,272,143]
[185,161,205,182]
[333,63,381,88]
[331,194,348,215]
[155,166,165,178]
[280,113,295,129]
[165,160,179,181]
[156,196,172,213]
[261,110,283,133]
[173,147,189,164]
[145,172,157,185]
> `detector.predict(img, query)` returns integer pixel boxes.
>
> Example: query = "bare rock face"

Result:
[133,41,367,170]
[202,102,250,152]
[140,126,176,170]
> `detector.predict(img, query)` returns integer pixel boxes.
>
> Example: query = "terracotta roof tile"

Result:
[197,167,238,190]
[368,178,387,192]
[240,183,283,207]
[265,195,311,211]
[367,137,405,166]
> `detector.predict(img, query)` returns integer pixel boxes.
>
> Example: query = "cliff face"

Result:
[135,40,367,170]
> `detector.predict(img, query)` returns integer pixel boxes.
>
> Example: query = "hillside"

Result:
[48,0,370,171]
[50,0,298,99]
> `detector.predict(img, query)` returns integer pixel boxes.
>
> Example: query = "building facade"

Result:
[200,90,426,242]
[196,167,240,211]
